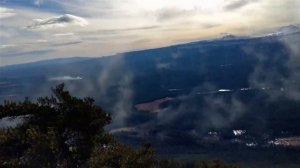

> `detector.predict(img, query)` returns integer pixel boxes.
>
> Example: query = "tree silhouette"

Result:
[0,84,111,167]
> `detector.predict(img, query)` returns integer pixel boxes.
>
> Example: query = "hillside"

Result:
[1,30,300,167]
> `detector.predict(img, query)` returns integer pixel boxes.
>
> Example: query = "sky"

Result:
[0,0,299,66]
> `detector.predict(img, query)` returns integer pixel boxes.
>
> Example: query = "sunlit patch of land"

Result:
[135,97,173,113]
[269,137,300,147]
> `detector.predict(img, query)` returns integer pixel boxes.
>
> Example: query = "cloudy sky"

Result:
[0,0,299,66]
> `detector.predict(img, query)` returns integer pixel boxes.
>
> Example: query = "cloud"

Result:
[153,84,247,137]
[26,14,88,29]
[200,95,245,130]
[0,7,16,19]
[51,41,82,47]
[0,44,16,49]
[223,0,257,11]
[156,7,199,21]
[96,56,134,129]
[34,0,44,6]
[54,33,74,36]
[238,30,300,104]
[78,26,159,37]
[0,49,54,57]
[48,76,83,81]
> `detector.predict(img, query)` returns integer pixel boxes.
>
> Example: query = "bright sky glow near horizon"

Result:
[0,0,299,66]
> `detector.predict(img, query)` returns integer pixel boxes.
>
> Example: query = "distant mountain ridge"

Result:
[265,25,300,36]
[220,34,249,40]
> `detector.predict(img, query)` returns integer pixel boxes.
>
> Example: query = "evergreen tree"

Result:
[0,84,111,167]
